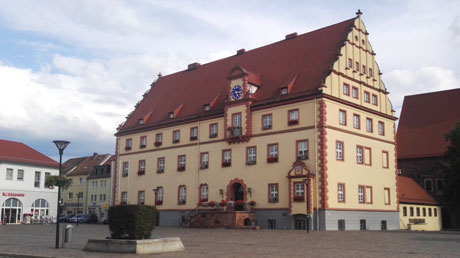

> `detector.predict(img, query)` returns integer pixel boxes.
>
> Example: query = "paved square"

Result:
[0,224,459,257]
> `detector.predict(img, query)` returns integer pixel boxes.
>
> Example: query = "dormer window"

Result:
[280,87,288,95]
[204,104,210,111]
[139,119,144,125]
[169,112,174,119]
[248,83,259,94]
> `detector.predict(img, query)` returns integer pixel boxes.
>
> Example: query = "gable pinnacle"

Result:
[356,9,363,16]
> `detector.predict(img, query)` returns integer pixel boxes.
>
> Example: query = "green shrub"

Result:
[108,205,156,239]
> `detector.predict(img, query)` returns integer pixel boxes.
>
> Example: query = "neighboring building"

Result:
[0,139,59,224]
[396,88,460,228]
[86,155,114,221]
[62,153,111,215]
[398,176,441,231]
[114,12,399,230]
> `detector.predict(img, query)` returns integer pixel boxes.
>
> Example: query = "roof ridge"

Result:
[405,87,460,98]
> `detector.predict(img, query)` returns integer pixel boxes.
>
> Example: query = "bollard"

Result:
[62,224,74,247]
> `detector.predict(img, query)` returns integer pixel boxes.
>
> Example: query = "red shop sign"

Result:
[1,192,25,197]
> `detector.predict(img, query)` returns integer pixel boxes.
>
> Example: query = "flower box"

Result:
[178,200,186,205]
[209,133,217,138]
[125,146,132,151]
[189,136,198,141]
[122,173,128,177]
[293,196,304,202]
[219,200,227,207]
[297,155,308,160]
[234,200,246,206]
[200,164,208,169]
[177,166,185,172]
[246,160,256,165]
[172,139,180,144]
[208,201,216,207]
[156,169,164,174]
[155,200,163,205]
[288,119,299,125]
[267,157,278,163]
[222,161,231,167]
[269,197,278,203]
[154,141,162,147]
[137,170,145,176]
[139,144,146,149]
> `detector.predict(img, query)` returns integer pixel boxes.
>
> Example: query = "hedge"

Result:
[108,205,156,239]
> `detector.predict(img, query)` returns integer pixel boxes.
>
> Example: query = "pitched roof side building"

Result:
[0,139,58,168]
[397,176,438,205]
[64,153,111,177]
[397,88,460,159]
[117,18,357,135]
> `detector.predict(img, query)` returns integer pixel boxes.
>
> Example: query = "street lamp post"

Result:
[53,140,70,249]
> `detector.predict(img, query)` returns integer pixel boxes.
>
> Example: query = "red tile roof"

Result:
[63,153,111,177]
[0,139,58,168]
[117,17,356,134]
[397,176,438,205]
[397,88,460,159]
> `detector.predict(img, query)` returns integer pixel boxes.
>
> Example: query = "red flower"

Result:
[154,141,162,147]
[219,200,227,207]
[137,170,145,175]
[208,201,216,207]
[234,200,246,205]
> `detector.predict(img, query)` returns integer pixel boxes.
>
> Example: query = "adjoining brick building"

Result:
[114,11,400,230]
[397,88,460,228]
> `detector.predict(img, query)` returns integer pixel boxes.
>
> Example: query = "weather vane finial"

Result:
[356,9,363,17]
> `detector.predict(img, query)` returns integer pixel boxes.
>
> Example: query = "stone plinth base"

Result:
[83,237,185,254]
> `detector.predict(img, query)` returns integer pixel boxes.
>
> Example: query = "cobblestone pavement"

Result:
[0,224,460,257]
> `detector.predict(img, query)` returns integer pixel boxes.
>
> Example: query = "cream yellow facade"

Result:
[399,204,442,231]
[87,177,111,221]
[115,14,399,230]
[63,175,87,215]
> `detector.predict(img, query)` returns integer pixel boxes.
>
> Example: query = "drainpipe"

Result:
[314,97,319,230]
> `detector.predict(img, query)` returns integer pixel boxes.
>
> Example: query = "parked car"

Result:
[69,215,90,223]
[87,214,98,224]
[59,214,74,222]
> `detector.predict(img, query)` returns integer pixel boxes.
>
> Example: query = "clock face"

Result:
[231,85,243,100]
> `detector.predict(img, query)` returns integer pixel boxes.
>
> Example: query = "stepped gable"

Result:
[397,176,438,205]
[0,139,58,168]
[117,18,356,134]
[397,88,460,159]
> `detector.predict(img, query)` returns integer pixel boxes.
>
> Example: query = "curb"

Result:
[0,253,54,258]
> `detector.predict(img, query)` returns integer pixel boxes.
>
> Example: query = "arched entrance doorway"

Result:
[1,198,23,224]
[232,183,244,211]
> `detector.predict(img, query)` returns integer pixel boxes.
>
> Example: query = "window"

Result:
[347,58,352,68]
[79,178,83,185]
[68,192,73,200]
[268,219,277,229]
[209,123,218,138]
[339,110,347,125]
[222,149,231,167]
[343,83,350,96]
[409,207,414,216]
[436,179,444,192]
[338,220,346,231]
[190,127,198,140]
[360,220,366,230]
[353,114,360,129]
[232,113,242,136]
[424,179,433,192]
[384,188,390,205]
[262,114,272,130]
[44,172,51,188]
[34,171,41,188]
[269,184,279,203]
[121,192,128,204]
[338,184,345,203]
[382,151,389,169]
[178,185,186,205]
[267,144,279,163]
[365,187,373,203]
[336,141,344,161]
[294,182,304,201]
[364,147,372,165]
[366,118,373,132]
[122,162,129,176]
[372,94,378,105]
[140,136,147,148]
[352,87,359,99]
[423,207,426,217]
[403,207,407,217]
[155,133,163,146]
[125,138,132,150]
[155,187,163,205]
[362,65,366,75]
[434,208,438,217]
[200,184,208,202]
[288,109,299,125]
[200,152,209,169]
[297,140,308,160]
[378,121,385,136]
[178,155,186,171]
[204,104,210,111]
[358,186,364,203]
[355,61,359,71]
[172,130,180,143]
[280,87,288,95]
[356,146,363,164]
[428,208,432,217]
[157,157,165,173]
[247,146,257,165]
[17,169,24,181]
[138,160,146,175]
[138,191,145,205]
[416,207,420,217]
[6,168,13,180]
[364,91,370,103]
[369,68,373,77]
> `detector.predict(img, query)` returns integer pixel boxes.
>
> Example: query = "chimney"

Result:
[285,32,298,40]
[187,62,201,71]
[237,49,246,55]
[93,152,98,158]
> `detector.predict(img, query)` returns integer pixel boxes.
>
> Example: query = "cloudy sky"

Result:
[1,0,459,160]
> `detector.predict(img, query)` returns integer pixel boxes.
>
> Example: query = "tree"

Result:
[443,120,460,224]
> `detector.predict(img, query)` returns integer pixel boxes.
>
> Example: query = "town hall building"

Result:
[114,11,399,230]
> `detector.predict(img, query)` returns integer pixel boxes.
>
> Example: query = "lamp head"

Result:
[53,140,70,154]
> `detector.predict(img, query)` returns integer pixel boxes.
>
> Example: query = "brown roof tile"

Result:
[117,18,356,134]
[0,139,58,168]
[397,176,438,205]
[397,88,460,159]
[64,153,111,177]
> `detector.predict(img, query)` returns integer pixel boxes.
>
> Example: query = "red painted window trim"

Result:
[190,127,198,141]
[200,152,209,169]
[352,86,359,99]
[138,160,146,175]
[246,146,257,165]
[353,113,361,129]
[347,58,353,68]
[336,140,345,161]
[378,121,385,136]
[155,133,162,147]
[125,138,132,151]
[372,94,378,106]
[155,187,163,205]
[157,157,165,173]
[356,145,364,164]
[199,183,208,202]
[363,91,370,103]
[343,83,350,96]
[138,190,145,205]
[209,123,218,138]
[222,149,232,167]
[366,117,373,133]
[358,185,365,204]
[364,147,372,166]
[384,187,391,205]
[382,151,389,169]
[339,109,347,125]
[293,182,305,201]
[177,155,186,171]
[268,183,279,203]
[121,191,128,204]
[287,109,299,126]
[337,183,346,203]
[172,130,180,144]
[267,143,279,163]
[178,185,186,205]
[365,186,373,204]
[262,113,273,130]
[296,139,309,160]
[139,135,147,148]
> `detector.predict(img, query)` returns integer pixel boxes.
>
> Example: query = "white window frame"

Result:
[289,110,299,122]
[200,185,208,201]
[247,147,256,163]
[366,118,372,132]
[178,155,186,168]
[358,186,364,203]
[17,169,24,181]
[339,110,346,125]
[356,146,363,164]
[270,184,278,201]
[268,144,278,158]
[336,141,344,160]
[201,153,209,168]
[297,141,308,159]
[157,187,163,202]
[378,122,384,136]
[353,115,360,129]
[263,115,272,129]
[179,186,186,202]
[6,168,13,180]
[223,150,231,163]
[338,184,344,202]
